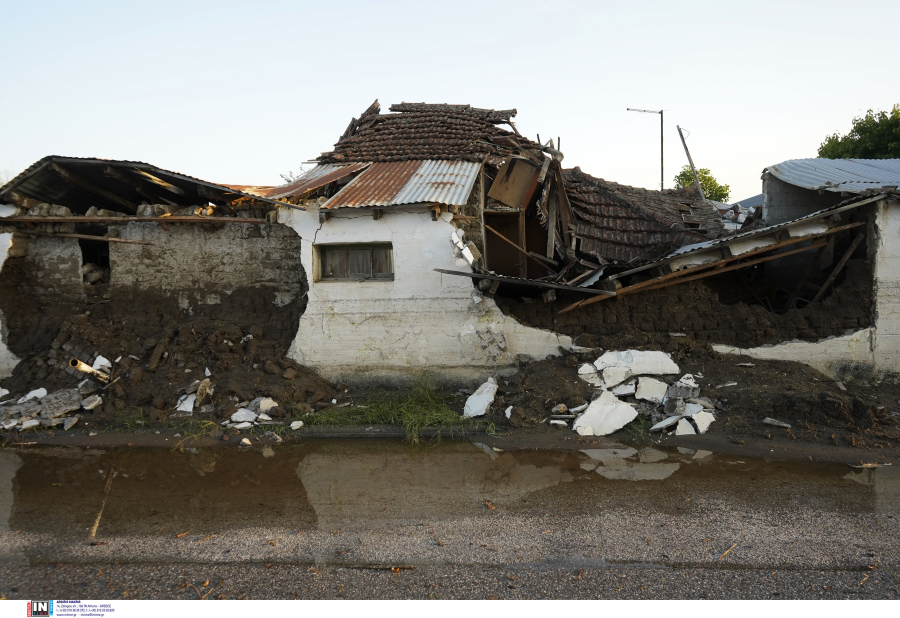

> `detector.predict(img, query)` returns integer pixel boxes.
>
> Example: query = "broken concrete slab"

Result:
[233,422,253,430]
[683,402,705,416]
[650,415,682,432]
[176,394,196,413]
[40,389,83,419]
[577,363,603,387]
[257,413,273,422]
[675,418,696,435]
[19,419,40,431]
[592,350,679,387]
[0,401,41,422]
[1,419,17,430]
[77,379,100,396]
[550,419,568,426]
[18,388,47,404]
[572,391,638,436]
[763,417,791,429]
[231,409,257,423]
[290,420,304,430]
[636,377,668,404]
[687,397,714,409]
[40,418,64,427]
[259,397,278,414]
[612,379,636,396]
[690,411,715,434]
[63,416,80,430]
[81,395,102,410]
[463,377,498,418]
[667,374,700,399]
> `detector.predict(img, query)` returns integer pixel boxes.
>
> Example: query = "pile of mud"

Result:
[1,315,341,427]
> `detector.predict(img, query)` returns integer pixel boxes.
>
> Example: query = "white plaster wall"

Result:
[279,205,571,384]
[0,231,22,378]
[872,200,900,374]
[712,329,874,380]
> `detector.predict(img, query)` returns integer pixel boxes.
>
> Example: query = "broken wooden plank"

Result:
[812,233,864,302]
[20,231,155,245]
[434,269,615,296]
[784,243,829,309]
[130,169,185,195]
[484,224,558,268]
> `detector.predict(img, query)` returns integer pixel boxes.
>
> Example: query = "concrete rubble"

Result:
[463,377,498,418]
[572,391,638,436]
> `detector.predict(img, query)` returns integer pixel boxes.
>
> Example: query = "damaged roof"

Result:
[564,167,726,265]
[318,100,540,164]
[324,160,481,209]
[767,158,900,194]
[0,156,296,214]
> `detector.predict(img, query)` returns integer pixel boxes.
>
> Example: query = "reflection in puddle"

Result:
[580,448,681,481]
[843,466,900,513]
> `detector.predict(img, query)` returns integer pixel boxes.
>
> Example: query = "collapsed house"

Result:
[2,105,900,426]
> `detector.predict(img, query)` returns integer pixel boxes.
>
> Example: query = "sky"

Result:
[2,0,898,202]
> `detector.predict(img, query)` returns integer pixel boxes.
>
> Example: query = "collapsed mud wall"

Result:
[110,222,306,347]
[498,259,873,351]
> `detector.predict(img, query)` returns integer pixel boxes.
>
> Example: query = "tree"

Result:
[818,105,900,159]
[673,165,731,203]
[279,163,313,185]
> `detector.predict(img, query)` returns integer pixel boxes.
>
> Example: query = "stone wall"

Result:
[110,222,306,347]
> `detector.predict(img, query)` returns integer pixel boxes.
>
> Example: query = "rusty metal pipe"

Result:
[69,359,111,383]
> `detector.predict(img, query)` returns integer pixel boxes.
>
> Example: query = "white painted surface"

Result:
[572,391,638,436]
[279,205,570,383]
[729,236,776,256]
[593,350,679,387]
[0,233,21,378]
[635,377,668,404]
[463,377,498,418]
[873,200,900,375]
[711,329,874,380]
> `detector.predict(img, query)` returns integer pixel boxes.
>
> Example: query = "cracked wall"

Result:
[278,205,571,386]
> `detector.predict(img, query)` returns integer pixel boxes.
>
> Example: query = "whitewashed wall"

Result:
[279,205,571,385]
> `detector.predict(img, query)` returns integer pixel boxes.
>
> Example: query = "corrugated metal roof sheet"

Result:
[767,158,900,193]
[324,160,481,209]
[256,163,371,200]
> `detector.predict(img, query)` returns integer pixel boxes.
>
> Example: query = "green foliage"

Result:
[673,165,731,203]
[818,105,900,159]
[304,378,474,443]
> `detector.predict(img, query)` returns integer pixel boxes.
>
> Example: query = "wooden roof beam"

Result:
[103,166,178,206]
[49,162,136,213]
[129,169,185,195]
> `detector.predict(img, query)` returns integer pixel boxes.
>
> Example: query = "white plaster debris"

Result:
[231,409,257,423]
[577,364,603,387]
[78,379,100,396]
[257,413,272,422]
[40,389,83,419]
[568,345,595,353]
[636,377,668,404]
[19,419,40,431]
[716,382,738,389]
[1,419,17,429]
[611,380,636,396]
[240,438,252,445]
[176,394,196,412]
[687,397,714,409]
[551,404,568,414]
[259,398,278,414]
[505,406,513,419]
[569,403,588,413]
[835,381,847,391]
[763,417,791,429]
[736,363,755,367]
[18,388,47,404]
[572,391,638,436]
[81,395,102,410]
[592,350,679,387]
[550,420,568,426]
[233,422,253,430]
[63,416,80,430]
[669,332,687,338]
[0,388,8,399]
[463,377,498,418]
[205,367,211,377]
[650,415,682,432]
[92,356,112,373]
[691,411,716,434]
[290,421,304,430]
[683,403,705,416]
[675,418,696,435]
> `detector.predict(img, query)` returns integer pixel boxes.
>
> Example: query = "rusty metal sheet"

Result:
[255,163,371,200]
[324,160,481,209]
[487,158,540,208]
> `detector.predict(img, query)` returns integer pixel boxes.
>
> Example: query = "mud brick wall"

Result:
[109,222,307,348]
[499,259,873,350]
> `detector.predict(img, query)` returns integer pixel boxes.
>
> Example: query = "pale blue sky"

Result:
[2,0,897,200]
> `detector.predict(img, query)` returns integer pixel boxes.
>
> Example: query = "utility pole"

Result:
[676,125,706,203]
[627,108,663,190]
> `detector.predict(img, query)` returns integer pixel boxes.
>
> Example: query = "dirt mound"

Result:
[1,315,341,426]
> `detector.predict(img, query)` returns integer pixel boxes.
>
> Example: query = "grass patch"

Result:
[621,414,651,442]
[304,378,474,443]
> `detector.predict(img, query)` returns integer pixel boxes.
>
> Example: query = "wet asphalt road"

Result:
[0,440,898,599]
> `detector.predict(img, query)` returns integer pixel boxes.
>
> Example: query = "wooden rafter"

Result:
[49,163,136,212]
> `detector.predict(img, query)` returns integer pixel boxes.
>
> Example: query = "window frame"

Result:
[316,242,395,282]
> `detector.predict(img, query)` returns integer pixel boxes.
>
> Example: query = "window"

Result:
[318,244,393,281]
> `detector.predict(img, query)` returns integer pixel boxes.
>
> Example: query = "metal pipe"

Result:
[676,125,707,203]
[69,359,111,383]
